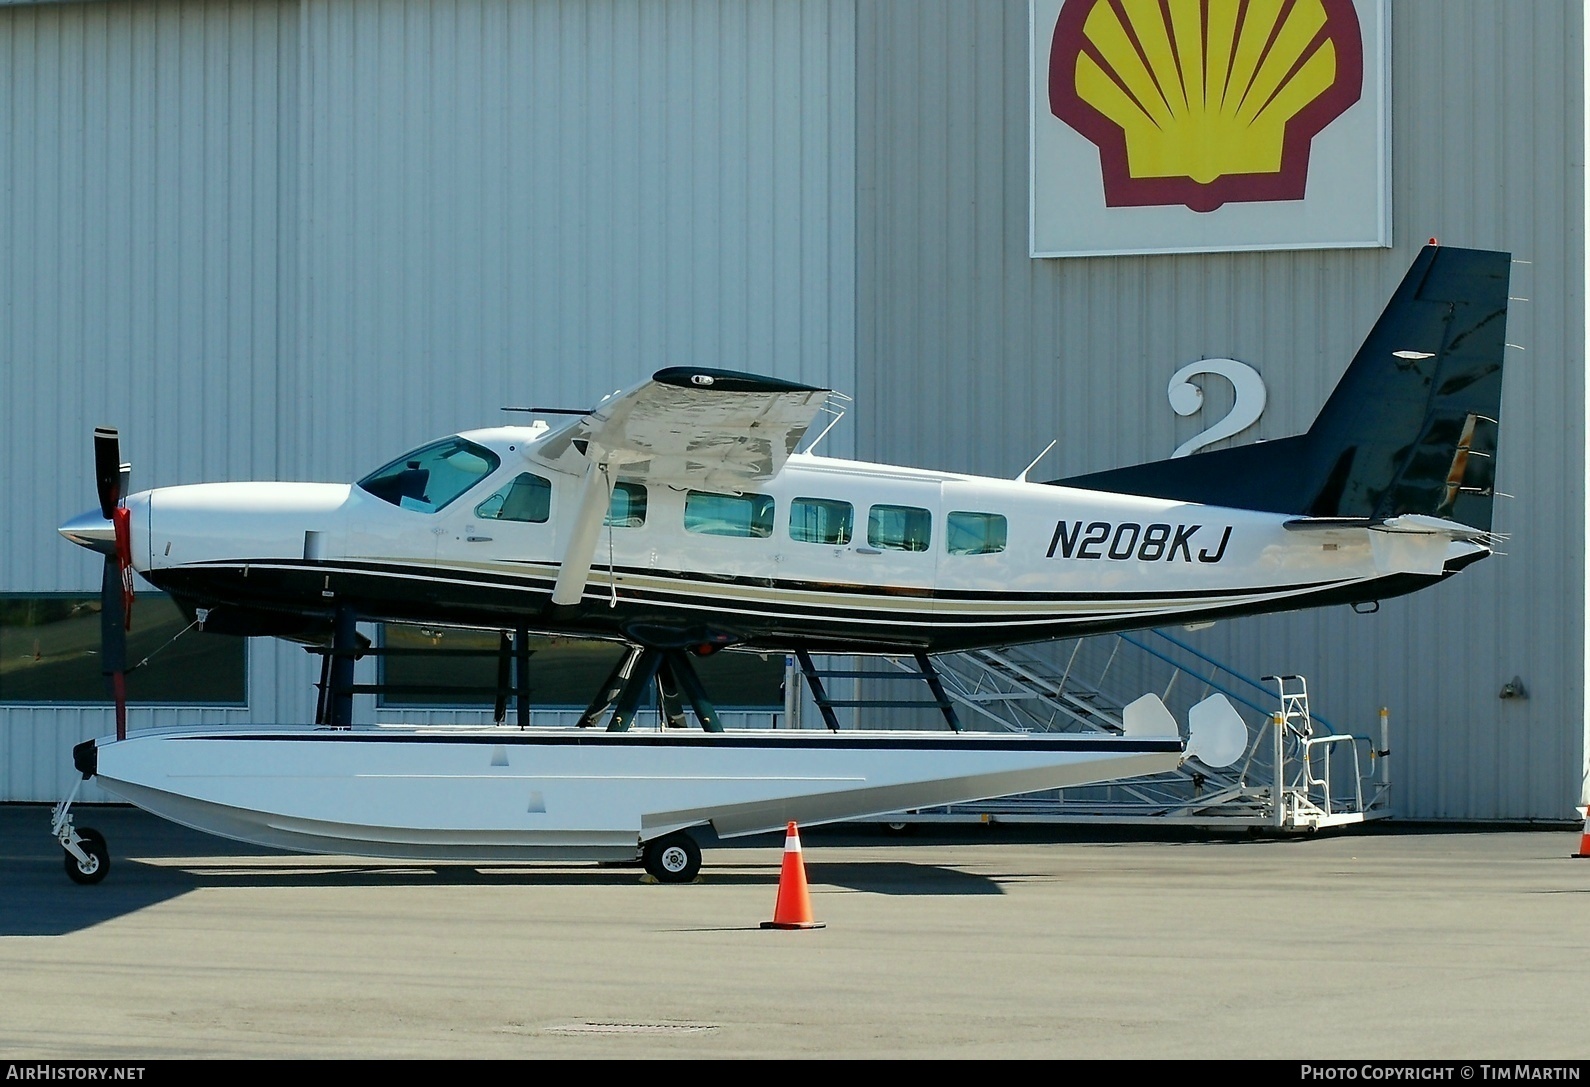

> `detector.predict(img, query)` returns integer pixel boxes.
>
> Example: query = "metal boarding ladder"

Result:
[866,633,1391,830]
[1260,674,1379,829]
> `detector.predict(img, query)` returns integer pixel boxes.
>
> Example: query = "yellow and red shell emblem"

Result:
[1049,0,1364,212]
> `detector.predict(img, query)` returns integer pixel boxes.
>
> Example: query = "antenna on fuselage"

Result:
[1016,440,1057,482]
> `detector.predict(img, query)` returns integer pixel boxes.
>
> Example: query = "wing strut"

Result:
[534,368,832,609]
[550,459,614,607]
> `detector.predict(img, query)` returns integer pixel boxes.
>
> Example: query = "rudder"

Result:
[1302,244,1510,530]
[1052,243,1512,533]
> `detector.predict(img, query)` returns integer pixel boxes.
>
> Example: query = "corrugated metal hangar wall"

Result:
[0,0,859,801]
[0,0,1583,821]
[853,2,1584,821]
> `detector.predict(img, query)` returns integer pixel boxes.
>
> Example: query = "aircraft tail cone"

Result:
[1573,811,1590,858]
[761,821,824,930]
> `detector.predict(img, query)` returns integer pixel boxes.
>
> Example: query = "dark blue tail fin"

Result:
[1052,244,1512,532]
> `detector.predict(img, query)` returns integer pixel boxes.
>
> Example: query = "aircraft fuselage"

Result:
[99,425,1481,654]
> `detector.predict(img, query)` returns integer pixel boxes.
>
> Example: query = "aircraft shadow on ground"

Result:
[0,805,1329,936]
[6,806,1311,936]
[5,856,198,936]
[1,855,1003,936]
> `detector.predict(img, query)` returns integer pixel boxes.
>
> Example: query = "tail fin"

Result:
[1051,244,1512,533]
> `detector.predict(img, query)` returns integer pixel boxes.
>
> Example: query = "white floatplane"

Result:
[69,714,1209,882]
[52,242,1511,883]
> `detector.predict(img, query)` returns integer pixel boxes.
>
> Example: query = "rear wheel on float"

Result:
[642,832,702,883]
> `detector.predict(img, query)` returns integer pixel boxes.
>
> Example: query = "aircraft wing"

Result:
[534,368,832,607]
[532,367,832,491]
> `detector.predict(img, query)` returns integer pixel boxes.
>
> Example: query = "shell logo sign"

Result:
[1031,0,1388,257]
[1050,0,1363,212]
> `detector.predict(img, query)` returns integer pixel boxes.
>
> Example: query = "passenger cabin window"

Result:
[789,497,853,545]
[475,472,552,523]
[684,491,775,538]
[946,511,1007,555]
[868,504,932,552]
[605,481,648,528]
[359,438,501,513]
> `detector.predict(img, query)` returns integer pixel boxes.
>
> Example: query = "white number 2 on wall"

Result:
[1167,358,1267,459]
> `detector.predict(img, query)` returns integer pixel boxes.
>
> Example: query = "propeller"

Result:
[93,426,122,520]
[92,427,133,740]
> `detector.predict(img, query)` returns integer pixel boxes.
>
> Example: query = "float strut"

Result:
[666,651,724,733]
[607,650,665,732]
[328,606,359,729]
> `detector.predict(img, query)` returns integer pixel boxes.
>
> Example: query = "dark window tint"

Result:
[789,497,853,545]
[605,482,648,527]
[867,504,932,552]
[359,437,501,513]
[684,491,775,538]
[946,511,1007,555]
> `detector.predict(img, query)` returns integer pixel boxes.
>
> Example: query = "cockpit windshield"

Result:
[358,437,501,513]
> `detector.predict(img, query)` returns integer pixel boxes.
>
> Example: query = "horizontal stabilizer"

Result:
[1282,513,1496,543]
[1282,516,1375,531]
[1371,514,1497,542]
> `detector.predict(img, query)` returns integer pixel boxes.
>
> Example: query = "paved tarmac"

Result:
[1,803,1588,1061]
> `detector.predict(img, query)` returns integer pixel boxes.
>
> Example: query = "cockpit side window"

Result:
[358,438,501,513]
[475,472,552,523]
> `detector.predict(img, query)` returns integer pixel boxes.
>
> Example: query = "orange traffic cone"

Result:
[762,821,825,930]
[1574,811,1590,858]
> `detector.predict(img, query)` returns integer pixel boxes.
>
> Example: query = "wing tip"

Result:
[651,367,829,395]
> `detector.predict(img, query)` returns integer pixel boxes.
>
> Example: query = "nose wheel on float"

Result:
[64,827,110,884]
[53,781,110,885]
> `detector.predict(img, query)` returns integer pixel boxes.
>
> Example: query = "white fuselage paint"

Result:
[126,424,1475,649]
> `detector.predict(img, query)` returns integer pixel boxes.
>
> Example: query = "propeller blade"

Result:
[100,553,129,740]
[93,427,122,520]
[99,556,128,675]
